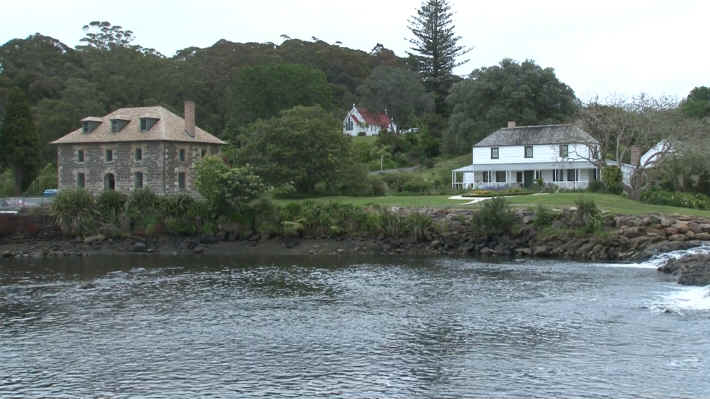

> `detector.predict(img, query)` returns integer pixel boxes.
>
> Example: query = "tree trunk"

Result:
[13,167,24,196]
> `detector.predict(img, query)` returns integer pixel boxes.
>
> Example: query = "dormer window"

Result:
[82,121,100,133]
[111,118,129,133]
[524,145,533,158]
[140,117,158,132]
[491,147,499,159]
[80,117,102,133]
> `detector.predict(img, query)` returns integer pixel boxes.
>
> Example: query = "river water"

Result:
[1,249,709,398]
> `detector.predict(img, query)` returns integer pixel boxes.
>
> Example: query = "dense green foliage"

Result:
[640,189,710,210]
[0,88,41,194]
[445,59,578,154]
[471,197,516,238]
[356,66,433,128]
[680,86,710,119]
[237,106,361,194]
[408,0,469,113]
[0,26,408,165]
[227,63,333,130]
[195,156,268,221]
[50,189,97,235]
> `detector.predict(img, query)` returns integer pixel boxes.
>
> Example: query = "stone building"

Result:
[52,101,226,195]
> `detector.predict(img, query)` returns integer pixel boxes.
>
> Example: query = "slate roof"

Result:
[474,124,598,147]
[52,106,226,145]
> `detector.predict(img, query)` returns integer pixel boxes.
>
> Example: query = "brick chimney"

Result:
[507,121,516,128]
[630,145,641,166]
[184,100,196,137]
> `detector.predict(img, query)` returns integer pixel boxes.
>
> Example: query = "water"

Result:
[1,251,709,398]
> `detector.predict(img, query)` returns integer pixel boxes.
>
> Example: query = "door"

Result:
[523,170,534,187]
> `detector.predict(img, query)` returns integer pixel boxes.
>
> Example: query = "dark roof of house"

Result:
[52,106,226,145]
[474,124,598,147]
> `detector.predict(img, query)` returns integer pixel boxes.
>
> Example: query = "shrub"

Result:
[96,190,127,223]
[25,163,57,195]
[471,197,516,237]
[124,188,161,232]
[586,180,606,193]
[50,188,97,236]
[602,166,623,194]
[640,189,710,210]
[573,198,602,233]
[533,205,555,227]
[161,194,207,235]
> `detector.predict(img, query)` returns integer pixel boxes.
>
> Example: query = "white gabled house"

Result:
[343,105,397,136]
[452,122,600,190]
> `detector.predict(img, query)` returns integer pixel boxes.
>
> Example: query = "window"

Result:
[111,119,127,133]
[491,147,499,159]
[104,173,115,191]
[135,172,143,189]
[140,118,158,132]
[524,145,533,158]
[82,121,100,133]
[105,149,113,162]
[77,149,85,163]
[482,171,490,183]
[345,118,353,131]
[178,172,186,190]
[567,169,577,182]
[516,172,523,183]
[495,171,506,183]
[135,148,142,161]
[559,144,569,158]
[77,173,85,188]
[201,148,207,158]
[179,149,186,162]
[553,169,564,182]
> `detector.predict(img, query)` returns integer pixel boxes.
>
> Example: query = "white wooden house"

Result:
[452,122,600,190]
[342,105,397,136]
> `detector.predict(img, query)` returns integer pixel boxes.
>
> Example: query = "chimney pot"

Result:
[184,100,196,137]
[507,121,516,128]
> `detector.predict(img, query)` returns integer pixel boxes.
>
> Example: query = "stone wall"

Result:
[57,142,221,195]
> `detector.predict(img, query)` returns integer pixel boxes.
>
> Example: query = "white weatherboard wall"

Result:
[472,144,593,164]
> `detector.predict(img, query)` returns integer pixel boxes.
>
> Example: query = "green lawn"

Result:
[275,192,710,218]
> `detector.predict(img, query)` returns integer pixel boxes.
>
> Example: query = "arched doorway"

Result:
[104,173,115,191]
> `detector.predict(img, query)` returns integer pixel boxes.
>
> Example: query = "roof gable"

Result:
[474,124,598,147]
[348,106,391,128]
[51,106,226,145]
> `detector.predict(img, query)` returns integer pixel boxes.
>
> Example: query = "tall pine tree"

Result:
[0,88,41,194]
[408,0,470,114]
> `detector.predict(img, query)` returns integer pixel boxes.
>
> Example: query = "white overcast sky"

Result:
[2,0,709,101]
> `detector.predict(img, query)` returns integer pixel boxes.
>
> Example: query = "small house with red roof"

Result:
[343,105,397,136]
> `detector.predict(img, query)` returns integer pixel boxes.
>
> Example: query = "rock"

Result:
[84,234,105,244]
[79,282,97,290]
[533,245,549,256]
[521,215,534,225]
[2,250,13,258]
[193,246,205,254]
[514,247,532,256]
[699,224,710,233]
[673,221,690,234]
[669,234,687,242]
[480,247,496,256]
[621,226,645,238]
[694,232,710,241]
[200,235,220,244]
[658,254,710,286]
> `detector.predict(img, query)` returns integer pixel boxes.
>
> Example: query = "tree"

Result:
[577,95,704,200]
[237,105,353,193]
[0,88,41,194]
[680,86,710,119]
[195,156,267,219]
[408,0,470,114]
[227,63,333,130]
[356,66,433,128]
[445,58,578,154]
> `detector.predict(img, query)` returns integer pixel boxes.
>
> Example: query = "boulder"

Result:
[84,234,105,244]
[668,234,687,242]
[131,241,147,252]
[658,254,710,286]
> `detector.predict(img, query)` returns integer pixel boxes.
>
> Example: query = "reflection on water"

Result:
[1,255,709,398]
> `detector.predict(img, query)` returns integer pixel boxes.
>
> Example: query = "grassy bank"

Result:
[275,192,710,217]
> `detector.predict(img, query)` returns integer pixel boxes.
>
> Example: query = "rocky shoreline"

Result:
[2,207,709,285]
